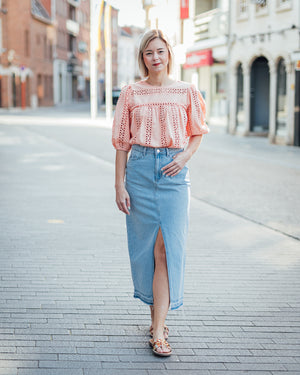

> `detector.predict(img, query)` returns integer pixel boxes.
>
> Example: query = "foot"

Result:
[149,338,172,357]
[149,325,169,339]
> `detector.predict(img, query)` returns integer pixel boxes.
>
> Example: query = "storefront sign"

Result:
[184,49,213,69]
[180,0,189,19]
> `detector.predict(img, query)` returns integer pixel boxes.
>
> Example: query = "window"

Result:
[49,42,53,60]
[276,58,287,136]
[44,36,47,59]
[25,30,30,57]
[255,0,268,14]
[69,5,76,20]
[216,73,226,94]
[237,0,248,19]
[68,34,76,53]
[276,0,292,11]
[239,0,248,14]
[0,19,2,61]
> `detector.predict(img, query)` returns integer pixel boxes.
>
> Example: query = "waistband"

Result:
[131,144,183,156]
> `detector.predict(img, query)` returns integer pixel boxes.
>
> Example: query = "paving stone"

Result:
[38,361,103,369]
[102,362,165,369]
[224,363,288,371]
[18,370,83,375]
[0,360,38,368]
[1,122,300,375]
[208,372,272,375]
[165,362,226,370]
[84,370,148,375]
[0,369,17,375]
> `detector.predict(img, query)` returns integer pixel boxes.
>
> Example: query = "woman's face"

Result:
[143,38,169,75]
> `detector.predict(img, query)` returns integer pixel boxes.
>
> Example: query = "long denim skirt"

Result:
[125,144,191,310]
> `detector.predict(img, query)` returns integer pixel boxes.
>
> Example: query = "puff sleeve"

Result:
[186,85,209,136]
[112,85,132,151]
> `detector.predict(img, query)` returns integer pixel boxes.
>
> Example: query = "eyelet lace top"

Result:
[112,80,209,151]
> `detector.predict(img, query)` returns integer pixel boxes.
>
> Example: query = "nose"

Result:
[153,52,159,60]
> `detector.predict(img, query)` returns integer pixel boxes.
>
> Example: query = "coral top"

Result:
[112,80,209,151]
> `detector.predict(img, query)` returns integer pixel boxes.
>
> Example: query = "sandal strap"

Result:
[150,325,169,333]
[153,339,171,351]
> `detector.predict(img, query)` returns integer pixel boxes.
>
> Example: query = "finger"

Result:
[116,200,128,214]
[161,162,177,173]
[163,164,181,175]
[121,201,130,215]
[126,196,131,210]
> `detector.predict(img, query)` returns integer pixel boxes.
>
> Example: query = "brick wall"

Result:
[0,0,54,108]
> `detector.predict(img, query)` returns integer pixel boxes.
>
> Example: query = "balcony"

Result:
[66,19,80,36]
[194,8,228,43]
[67,0,80,7]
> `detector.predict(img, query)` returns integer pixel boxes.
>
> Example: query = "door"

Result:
[236,63,244,127]
[250,57,270,132]
[294,70,300,146]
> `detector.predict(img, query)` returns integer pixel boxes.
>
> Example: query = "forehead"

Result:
[145,38,167,51]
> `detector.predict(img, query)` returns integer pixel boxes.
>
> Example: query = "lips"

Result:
[153,63,161,66]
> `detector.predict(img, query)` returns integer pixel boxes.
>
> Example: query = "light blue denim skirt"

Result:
[125,144,191,310]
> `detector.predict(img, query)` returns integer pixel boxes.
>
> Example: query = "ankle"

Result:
[152,327,164,339]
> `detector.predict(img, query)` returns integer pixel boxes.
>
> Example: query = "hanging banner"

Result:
[180,0,189,19]
[184,49,213,69]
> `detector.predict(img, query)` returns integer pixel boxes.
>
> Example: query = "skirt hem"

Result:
[133,291,183,311]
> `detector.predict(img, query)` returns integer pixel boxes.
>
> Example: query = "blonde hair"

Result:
[138,29,174,77]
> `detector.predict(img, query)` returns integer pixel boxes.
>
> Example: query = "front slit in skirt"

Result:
[125,144,191,310]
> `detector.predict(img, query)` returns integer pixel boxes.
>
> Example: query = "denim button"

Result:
[157,149,160,153]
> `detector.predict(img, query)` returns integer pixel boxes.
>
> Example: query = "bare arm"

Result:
[161,135,203,177]
[115,150,131,215]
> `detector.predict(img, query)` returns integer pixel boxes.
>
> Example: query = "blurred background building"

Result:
[0,0,55,108]
[227,0,300,147]
[0,0,299,146]
[180,0,229,125]
[54,0,91,105]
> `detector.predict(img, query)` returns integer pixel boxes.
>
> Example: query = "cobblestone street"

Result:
[0,113,300,375]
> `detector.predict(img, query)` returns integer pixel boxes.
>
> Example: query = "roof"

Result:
[31,0,51,23]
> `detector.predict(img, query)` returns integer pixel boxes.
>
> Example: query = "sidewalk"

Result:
[0,102,110,127]
[0,117,300,374]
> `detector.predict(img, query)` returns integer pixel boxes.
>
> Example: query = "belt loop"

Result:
[166,148,169,156]
[143,147,147,156]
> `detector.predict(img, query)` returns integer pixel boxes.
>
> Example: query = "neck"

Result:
[147,72,171,87]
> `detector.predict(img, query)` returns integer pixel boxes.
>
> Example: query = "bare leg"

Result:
[151,228,171,353]
[150,305,154,326]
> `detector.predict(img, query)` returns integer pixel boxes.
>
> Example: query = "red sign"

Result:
[180,0,189,19]
[184,49,213,68]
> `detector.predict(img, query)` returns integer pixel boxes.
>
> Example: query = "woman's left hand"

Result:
[161,151,190,177]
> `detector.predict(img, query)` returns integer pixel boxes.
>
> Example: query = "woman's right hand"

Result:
[115,184,131,215]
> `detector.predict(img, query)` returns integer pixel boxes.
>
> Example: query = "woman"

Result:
[112,29,209,356]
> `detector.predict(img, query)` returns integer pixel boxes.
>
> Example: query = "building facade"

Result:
[181,0,229,123]
[118,26,144,88]
[0,0,54,108]
[228,0,300,146]
[0,0,119,109]
[53,0,90,105]
[97,3,119,104]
